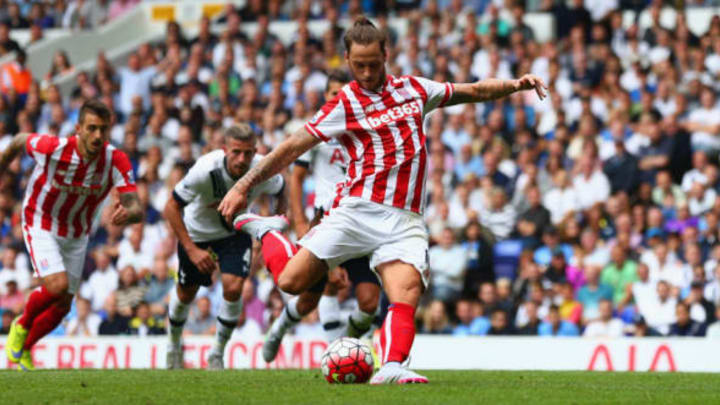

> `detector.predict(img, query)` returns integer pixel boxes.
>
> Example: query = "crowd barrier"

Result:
[1,335,717,372]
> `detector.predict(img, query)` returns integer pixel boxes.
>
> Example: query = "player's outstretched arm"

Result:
[218,127,321,222]
[111,192,144,226]
[0,132,30,174]
[446,74,547,106]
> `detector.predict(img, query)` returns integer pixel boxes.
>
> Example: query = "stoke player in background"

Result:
[221,17,546,383]
[1,100,143,370]
[262,70,381,363]
[163,124,286,370]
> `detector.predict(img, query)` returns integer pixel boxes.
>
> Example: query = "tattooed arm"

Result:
[218,127,320,222]
[111,191,144,226]
[446,74,547,106]
[0,133,30,174]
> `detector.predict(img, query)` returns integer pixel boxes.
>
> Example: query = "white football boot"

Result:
[207,349,224,370]
[233,213,289,240]
[370,362,429,385]
[166,343,184,370]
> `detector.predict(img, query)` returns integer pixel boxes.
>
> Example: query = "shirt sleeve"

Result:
[25,133,59,162]
[110,150,137,194]
[409,76,454,114]
[172,161,205,205]
[304,96,347,142]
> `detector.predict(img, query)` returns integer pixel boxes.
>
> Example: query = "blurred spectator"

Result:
[0,310,14,334]
[0,280,23,314]
[486,309,515,335]
[478,186,516,240]
[452,298,489,336]
[515,300,541,335]
[669,302,706,337]
[115,266,147,316]
[67,298,102,336]
[429,228,468,303]
[632,314,662,337]
[0,49,32,96]
[706,306,720,338]
[0,246,31,294]
[557,282,582,325]
[685,281,716,325]
[601,245,638,306]
[0,22,20,53]
[583,299,624,338]
[643,280,677,335]
[185,296,215,336]
[577,266,614,322]
[514,186,551,242]
[117,224,154,274]
[128,301,165,336]
[144,257,173,315]
[420,300,453,334]
[98,293,129,335]
[80,249,118,312]
[538,305,580,337]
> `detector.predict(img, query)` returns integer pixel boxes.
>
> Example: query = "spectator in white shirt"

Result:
[0,247,31,294]
[429,228,468,303]
[80,250,118,312]
[479,187,516,240]
[118,53,158,116]
[642,280,677,335]
[583,299,624,338]
[687,179,716,216]
[681,151,709,192]
[572,154,610,211]
[683,87,720,152]
[641,241,688,292]
[66,298,102,337]
[543,170,579,224]
[117,224,154,276]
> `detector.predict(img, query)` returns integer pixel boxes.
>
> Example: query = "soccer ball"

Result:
[321,337,374,384]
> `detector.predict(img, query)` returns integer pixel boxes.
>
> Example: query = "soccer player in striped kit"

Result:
[221,17,546,383]
[2,100,143,370]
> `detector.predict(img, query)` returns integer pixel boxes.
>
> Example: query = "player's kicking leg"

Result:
[166,284,198,369]
[233,213,326,363]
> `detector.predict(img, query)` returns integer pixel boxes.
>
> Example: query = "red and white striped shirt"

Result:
[22,134,137,238]
[305,75,453,214]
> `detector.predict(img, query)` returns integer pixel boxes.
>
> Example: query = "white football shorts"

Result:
[299,197,429,287]
[22,225,89,294]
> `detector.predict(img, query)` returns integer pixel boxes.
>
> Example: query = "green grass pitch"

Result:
[1,369,718,404]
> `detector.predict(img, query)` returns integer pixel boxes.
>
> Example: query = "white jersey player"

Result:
[163,124,286,370]
[221,17,546,383]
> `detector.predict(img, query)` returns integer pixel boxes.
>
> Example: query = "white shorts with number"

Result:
[22,225,89,294]
[299,197,429,287]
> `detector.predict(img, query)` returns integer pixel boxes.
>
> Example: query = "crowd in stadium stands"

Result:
[3,0,720,340]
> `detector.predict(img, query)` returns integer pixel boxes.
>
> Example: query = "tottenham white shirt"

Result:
[174,150,284,243]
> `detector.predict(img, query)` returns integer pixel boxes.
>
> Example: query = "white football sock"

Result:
[168,288,190,347]
[214,298,243,352]
[347,309,375,337]
[270,296,301,337]
[318,295,344,342]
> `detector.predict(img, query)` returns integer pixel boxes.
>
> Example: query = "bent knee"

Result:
[278,274,303,295]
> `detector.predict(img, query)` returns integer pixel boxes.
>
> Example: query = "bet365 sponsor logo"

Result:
[365,100,421,129]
